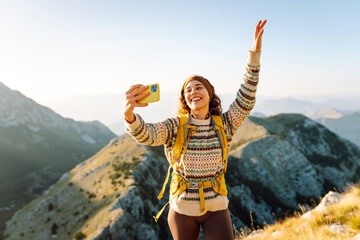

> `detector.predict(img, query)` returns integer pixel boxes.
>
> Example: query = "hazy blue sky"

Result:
[1,0,359,104]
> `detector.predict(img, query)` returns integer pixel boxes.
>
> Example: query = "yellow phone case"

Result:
[137,83,160,104]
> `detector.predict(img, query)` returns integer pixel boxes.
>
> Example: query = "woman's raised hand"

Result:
[252,19,267,52]
[123,84,150,123]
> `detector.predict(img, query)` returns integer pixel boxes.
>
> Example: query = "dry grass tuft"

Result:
[236,184,360,240]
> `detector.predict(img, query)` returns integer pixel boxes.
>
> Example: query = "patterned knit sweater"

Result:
[125,50,261,216]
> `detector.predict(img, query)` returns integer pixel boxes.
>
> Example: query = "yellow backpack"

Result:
[153,114,228,222]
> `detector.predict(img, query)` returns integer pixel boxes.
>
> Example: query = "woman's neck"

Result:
[190,111,210,120]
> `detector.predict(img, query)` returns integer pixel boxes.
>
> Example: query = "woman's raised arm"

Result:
[222,19,267,136]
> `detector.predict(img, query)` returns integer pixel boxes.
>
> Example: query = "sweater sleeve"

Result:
[124,113,178,146]
[222,50,261,136]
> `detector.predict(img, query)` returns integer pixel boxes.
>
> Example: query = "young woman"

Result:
[123,20,266,240]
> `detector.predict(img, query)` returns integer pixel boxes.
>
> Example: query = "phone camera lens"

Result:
[151,85,157,92]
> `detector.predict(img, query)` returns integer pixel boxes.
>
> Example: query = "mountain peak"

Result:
[0,81,14,93]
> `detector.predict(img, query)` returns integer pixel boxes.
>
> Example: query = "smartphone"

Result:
[137,83,160,104]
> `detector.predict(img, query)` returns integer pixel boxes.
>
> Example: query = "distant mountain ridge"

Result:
[38,90,360,135]
[43,90,180,136]
[221,94,360,118]
[316,111,360,148]
[0,81,111,138]
[4,113,360,239]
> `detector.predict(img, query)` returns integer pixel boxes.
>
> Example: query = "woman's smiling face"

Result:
[184,80,210,113]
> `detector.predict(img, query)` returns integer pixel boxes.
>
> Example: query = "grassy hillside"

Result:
[236,184,360,240]
[3,134,148,240]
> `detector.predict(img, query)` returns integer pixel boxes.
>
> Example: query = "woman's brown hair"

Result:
[177,75,222,117]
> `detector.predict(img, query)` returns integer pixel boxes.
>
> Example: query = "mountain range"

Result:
[3,113,360,239]
[1,81,359,239]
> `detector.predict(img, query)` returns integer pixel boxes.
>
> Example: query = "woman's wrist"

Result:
[250,49,261,53]
[124,113,136,124]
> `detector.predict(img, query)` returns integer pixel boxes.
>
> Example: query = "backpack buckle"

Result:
[189,182,198,189]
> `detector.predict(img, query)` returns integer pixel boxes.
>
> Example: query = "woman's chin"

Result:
[190,104,208,112]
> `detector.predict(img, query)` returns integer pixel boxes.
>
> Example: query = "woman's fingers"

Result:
[126,84,148,96]
[257,20,266,30]
[125,98,148,108]
[126,93,148,106]
[257,28,264,39]
[126,84,143,94]
[260,19,267,29]
[125,85,149,106]
[132,92,150,101]
[126,91,150,106]
[257,20,262,28]
[254,20,266,40]
[254,20,266,41]
[132,102,149,108]
[133,85,148,96]
[124,84,150,110]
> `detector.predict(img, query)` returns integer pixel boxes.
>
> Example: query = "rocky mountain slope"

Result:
[0,81,117,238]
[3,134,170,240]
[227,113,360,228]
[3,113,360,240]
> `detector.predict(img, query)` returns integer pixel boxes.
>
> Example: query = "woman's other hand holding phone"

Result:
[123,84,150,123]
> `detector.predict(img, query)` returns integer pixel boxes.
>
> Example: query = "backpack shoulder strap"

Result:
[172,115,188,161]
[210,115,228,173]
[157,114,194,200]
[211,115,224,128]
